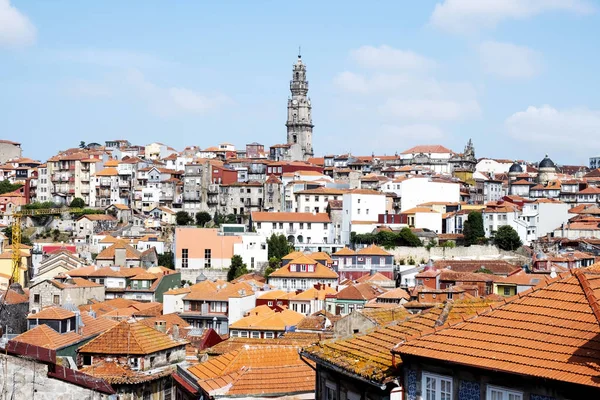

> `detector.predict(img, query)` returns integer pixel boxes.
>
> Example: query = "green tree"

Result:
[158,251,175,268]
[463,211,485,246]
[267,234,293,260]
[70,197,85,208]
[79,141,86,149]
[175,211,193,226]
[0,180,22,195]
[195,211,212,227]
[227,255,248,281]
[2,226,32,246]
[264,257,280,278]
[494,225,523,251]
[398,227,422,247]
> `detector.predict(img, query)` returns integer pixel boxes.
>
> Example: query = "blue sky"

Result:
[2,0,600,164]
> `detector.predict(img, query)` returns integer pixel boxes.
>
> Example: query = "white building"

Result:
[398,177,460,212]
[295,187,346,213]
[482,203,527,241]
[519,200,573,244]
[400,145,454,174]
[251,211,337,252]
[268,254,338,292]
[476,159,515,175]
[341,190,387,244]
[401,207,443,233]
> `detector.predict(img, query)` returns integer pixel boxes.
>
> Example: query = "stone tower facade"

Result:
[285,54,314,161]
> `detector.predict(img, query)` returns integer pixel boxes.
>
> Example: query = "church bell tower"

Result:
[285,52,314,161]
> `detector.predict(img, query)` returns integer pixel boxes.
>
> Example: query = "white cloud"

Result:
[350,45,435,70]
[505,105,600,156]
[125,69,231,117]
[430,0,594,33]
[0,0,36,48]
[479,41,542,78]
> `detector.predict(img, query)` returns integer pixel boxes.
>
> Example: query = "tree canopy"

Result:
[267,233,293,260]
[227,255,248,281]
[0,180,22,195]
[175,211,193,226]
[195,211,212,227]
[494,225,523,251]
[351,228,422,248]
[69,197,85,208]
[463,211,485,246]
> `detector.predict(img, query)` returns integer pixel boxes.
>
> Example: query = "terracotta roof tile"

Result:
[78,321,184,355]
[269,262,338,279]
[356,244,391,256]
[28,306,75,320]
[96,242,141,261]
[229,309,305,331]
[10,325,81,350]
[395,270,600,389]
[335,283,386,301]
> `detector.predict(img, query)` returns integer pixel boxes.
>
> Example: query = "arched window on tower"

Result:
[293,135,297,144]
[296,72,299,80]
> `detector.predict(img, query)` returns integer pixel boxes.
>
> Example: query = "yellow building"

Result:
[0,247,31,288]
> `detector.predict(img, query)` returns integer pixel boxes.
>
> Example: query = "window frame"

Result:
[421,372,453,400]
[486,385,523,400]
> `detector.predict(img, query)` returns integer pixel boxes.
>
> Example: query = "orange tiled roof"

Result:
[302,299,498,382]
[10,324,81,350]
[356,244,391,256]
[28,306,75,320]
[96,242,141,260]
[292,286,338,301]
[332,247,356,256]
[188,346,315,396]
[78,321,185,355]
[269,262,338,279]
[229,308,305,331]
[137,313,191,339]
[336,283,386,301]
[356,272,394,284]
[395,270,600,389]
[0,288,28,304]
[401,145,453,154]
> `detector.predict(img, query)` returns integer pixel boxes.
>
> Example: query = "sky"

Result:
[1,0,600,165]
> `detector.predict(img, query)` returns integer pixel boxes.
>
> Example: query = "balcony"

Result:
[119,181,130,187]
[99,179,111,187]
[208,184,219,194]
[81,186,90,194]
[183,193,201,201]
[208,195,218,204]
[80,173,90,181]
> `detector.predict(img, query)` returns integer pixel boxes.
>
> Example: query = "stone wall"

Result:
[179,268,228,283]
[389,245,528,265]
[0,302,29,335]
[0,353,111,400]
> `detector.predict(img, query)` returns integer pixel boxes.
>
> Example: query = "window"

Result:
[307,223,311,230]
[503,287,511,296]
[268,301,273,306]
[251,331,260,338]
[325,382,337,400]
[422,372,452,400]
[181,248,189,268]
[34,294,40,303]
[279,223,283,229]
[240,331,249,338]
[487,386,523,400]
[257,222,261,229]
[53,295,60,305]
[231,330,239,337]
[300,223,304,229]
[265,332,274,339]
[357,208,361,215]
[205,249,212,268]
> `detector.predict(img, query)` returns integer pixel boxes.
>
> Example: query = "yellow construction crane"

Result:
[7,207,85,285]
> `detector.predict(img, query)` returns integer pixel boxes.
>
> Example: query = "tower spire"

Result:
[298,45,301,58]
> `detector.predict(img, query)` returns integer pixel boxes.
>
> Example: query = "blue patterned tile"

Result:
[458,380,480,400]
[406,370,417,400]
[531,395,554,400]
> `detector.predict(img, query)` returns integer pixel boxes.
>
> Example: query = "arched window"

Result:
[293,135,297,144]
[295,72,299,80]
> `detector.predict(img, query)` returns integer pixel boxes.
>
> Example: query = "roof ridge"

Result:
[574,269,600,325]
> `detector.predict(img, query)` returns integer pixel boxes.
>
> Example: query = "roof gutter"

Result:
[299,350,388,391]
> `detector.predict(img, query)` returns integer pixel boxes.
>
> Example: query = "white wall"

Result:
[342,192,386,244]
[400,178,460,211]
[228,294,257,325]
[233,235,268,270]
[414,212,442,233]
[163,293,186,314]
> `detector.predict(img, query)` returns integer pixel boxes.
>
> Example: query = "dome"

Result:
[539,155,555,169]
[195,273,207,283]
[508,161,523,173]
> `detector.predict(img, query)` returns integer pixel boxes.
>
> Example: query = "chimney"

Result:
[115,247,126,267]
[154,320,167,334]
[172,324,180,340]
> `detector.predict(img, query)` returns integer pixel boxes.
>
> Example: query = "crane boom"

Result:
[6,207,86,285]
